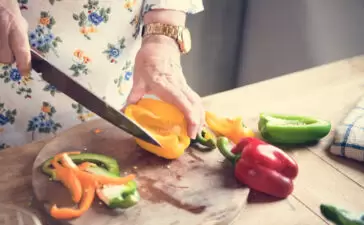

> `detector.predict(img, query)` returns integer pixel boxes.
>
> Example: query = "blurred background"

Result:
[182,0,364,97]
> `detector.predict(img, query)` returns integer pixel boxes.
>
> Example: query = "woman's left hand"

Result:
[125,35,205,139]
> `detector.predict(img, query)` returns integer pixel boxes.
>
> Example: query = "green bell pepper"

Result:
[41,152,120,179]
[86,165,140,209]
[320,204,364,225]
[258,113,331,145]
[190,127,217,151]
[41,152,140,209]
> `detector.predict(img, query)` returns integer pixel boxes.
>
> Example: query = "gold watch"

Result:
[141,23,192,54]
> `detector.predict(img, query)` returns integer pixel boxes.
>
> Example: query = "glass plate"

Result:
[0,203,42,225]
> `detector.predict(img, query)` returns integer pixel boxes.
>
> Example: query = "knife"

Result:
[30,49,161,147]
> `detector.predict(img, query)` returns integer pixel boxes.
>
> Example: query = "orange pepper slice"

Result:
[60,153,135,186]
[205,111,255,144]
[50,183,95,220]
[125,98,190,159]
[49,152,136,220]
[51,154,82,203]
[77,162,96,170]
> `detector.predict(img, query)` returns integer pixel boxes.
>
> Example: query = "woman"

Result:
[0,0,205,149]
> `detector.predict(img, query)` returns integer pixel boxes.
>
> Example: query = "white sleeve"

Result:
[144,0,204,14]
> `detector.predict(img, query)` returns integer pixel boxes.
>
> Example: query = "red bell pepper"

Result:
[217,136,299,198]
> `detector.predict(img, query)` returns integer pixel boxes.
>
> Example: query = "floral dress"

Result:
[0,0,204,150]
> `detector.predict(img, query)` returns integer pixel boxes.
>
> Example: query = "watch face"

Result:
[181,29,192,53]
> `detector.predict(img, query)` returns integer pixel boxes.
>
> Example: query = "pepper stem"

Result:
[217,137,238,163]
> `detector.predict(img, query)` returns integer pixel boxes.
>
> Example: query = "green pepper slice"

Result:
[191,127,217,151]
[320,204,364,225]
[41,153,140,209]
[41,152,120,179]
[86,165,140,209]
[258,113,331,145]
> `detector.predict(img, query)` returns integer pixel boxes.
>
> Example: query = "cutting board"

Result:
[32,119,246,225]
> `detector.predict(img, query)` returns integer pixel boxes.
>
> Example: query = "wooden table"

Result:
[1,56,364,225]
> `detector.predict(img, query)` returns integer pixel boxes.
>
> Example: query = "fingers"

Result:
[151,78,200,139]
[0,6,15,64]
[182,85,205,135]
[9,16,31,76]
[0,31,13,64]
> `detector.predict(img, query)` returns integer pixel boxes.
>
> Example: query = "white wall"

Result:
[237,0,364,86]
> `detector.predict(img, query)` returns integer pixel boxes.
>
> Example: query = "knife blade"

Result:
[30,49,161,147]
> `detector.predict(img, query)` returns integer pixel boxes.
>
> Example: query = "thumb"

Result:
[125,81,145,107]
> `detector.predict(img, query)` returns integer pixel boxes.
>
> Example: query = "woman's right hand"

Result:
[0,0,31,75]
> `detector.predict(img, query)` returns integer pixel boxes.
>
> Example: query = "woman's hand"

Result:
[0,0,31,75]
[126,35,205,139]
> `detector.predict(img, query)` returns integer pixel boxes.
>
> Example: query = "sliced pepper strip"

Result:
[50,153,95,219]
[43,153,140,211]
[41,152,120,179]
[83,163,140,209]
[125,98,190,159]
[77,162,96,171]
[49,152,136,220]
[205,111,255,144]
[50,183,95,220]
[60,153,135,186]
[258,113,331,145]
[96,182,140,209]
[50,154,82,203]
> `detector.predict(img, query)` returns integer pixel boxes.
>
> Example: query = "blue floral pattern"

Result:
[9,68,22,82]
[0,102,16,149]
[125,71,132,80]
[72,0,111,40]
[0,114,8,126]
[88,12,104,25]
[0,65,33,98]
[103,38,126,63]
[28,12,62,56]
[114,60,133,95]
[0,103,17,126]
[27,102,62,140]
[43,84,59,96]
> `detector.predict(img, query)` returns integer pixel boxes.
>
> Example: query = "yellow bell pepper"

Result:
[124,98,190,159]
[205,111,255,144]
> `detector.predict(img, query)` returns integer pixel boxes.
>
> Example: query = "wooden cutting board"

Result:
[32,119,246,225]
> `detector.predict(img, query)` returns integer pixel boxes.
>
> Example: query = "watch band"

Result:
[141,23,192,54]
[142,23,179,40]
